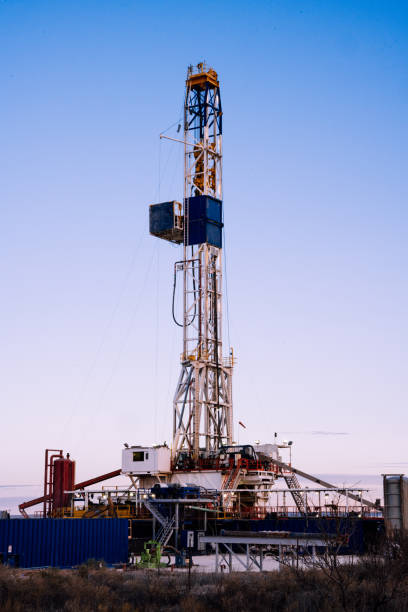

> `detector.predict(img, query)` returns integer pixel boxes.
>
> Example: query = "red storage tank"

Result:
[52,456,75,511]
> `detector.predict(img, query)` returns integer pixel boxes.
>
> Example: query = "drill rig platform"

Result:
[18,65,383,558]
[120,62,382,521]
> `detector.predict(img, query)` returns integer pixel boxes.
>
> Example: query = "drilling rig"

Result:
[171,63,233,465]
[18,64,382,537]
[121,62,281,496]
[119,62,381,516]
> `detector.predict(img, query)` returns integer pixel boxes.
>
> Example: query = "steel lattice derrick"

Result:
[172,64,233,465]
[183,65,222,202]
[173,361,233,456]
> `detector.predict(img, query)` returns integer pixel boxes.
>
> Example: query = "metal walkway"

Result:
[199,531,336,572]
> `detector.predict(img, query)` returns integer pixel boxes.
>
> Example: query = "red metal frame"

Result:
[74,469,121,490]
[176,455,281,475]
[19,450,122,517]
[43,449,63,517]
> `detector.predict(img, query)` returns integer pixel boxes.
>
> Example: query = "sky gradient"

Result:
[1,1,407,497]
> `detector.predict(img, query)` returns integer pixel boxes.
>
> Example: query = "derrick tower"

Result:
[149,63,233,466]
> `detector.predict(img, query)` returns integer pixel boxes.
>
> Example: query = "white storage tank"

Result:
[383,474,408,532]
[122,446,171,475]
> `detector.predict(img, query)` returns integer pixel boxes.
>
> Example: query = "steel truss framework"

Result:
[199,534,330,573]
[173,64,233,463]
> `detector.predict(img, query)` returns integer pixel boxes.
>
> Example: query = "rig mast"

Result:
[150,63,233,466]
[174,63,233,464]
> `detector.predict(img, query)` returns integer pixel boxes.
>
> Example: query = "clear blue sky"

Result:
[1,0,407,487]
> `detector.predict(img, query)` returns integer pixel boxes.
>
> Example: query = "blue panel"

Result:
[186,196,222,224]
[188,219,222,248]
[149,202,174,234]
[216,516,372,554]
[206,221,222,248]
[0,519,129,568]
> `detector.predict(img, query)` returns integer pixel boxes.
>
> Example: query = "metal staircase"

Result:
[143,498,166,523]
[222,463,241,491]
[156,517,176,546]
[283,472,308,514]
[221,463,242,508]
[143,498,175,546]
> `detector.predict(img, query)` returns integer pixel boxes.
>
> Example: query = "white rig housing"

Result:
[171,471,223,490]
[122,446,171,476]
[256,444,281,461]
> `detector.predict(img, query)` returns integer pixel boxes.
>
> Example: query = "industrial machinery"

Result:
[148,62,232,465]
[121,61,384,518]
[19,449,122,518]
[18,65,383,557]
[124,62,281,501]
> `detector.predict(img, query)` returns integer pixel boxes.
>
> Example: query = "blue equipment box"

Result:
[186,195,222,224]
[188,219,222,248]
[149,201,183,243]
[149,197,223,247]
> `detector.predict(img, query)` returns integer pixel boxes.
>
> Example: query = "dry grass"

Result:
[1,540,408,612]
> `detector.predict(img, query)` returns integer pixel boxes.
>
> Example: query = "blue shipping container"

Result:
[186,196,222,224]
[0,519,129,568]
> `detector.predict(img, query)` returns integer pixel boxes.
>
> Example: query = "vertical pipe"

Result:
[175,503,179,549]
[198,258,202,356]
[183,77,190,364]
[203,85,208,195]
[193,362,200,457]
[227,351,233,445]
[43,449,49,518]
